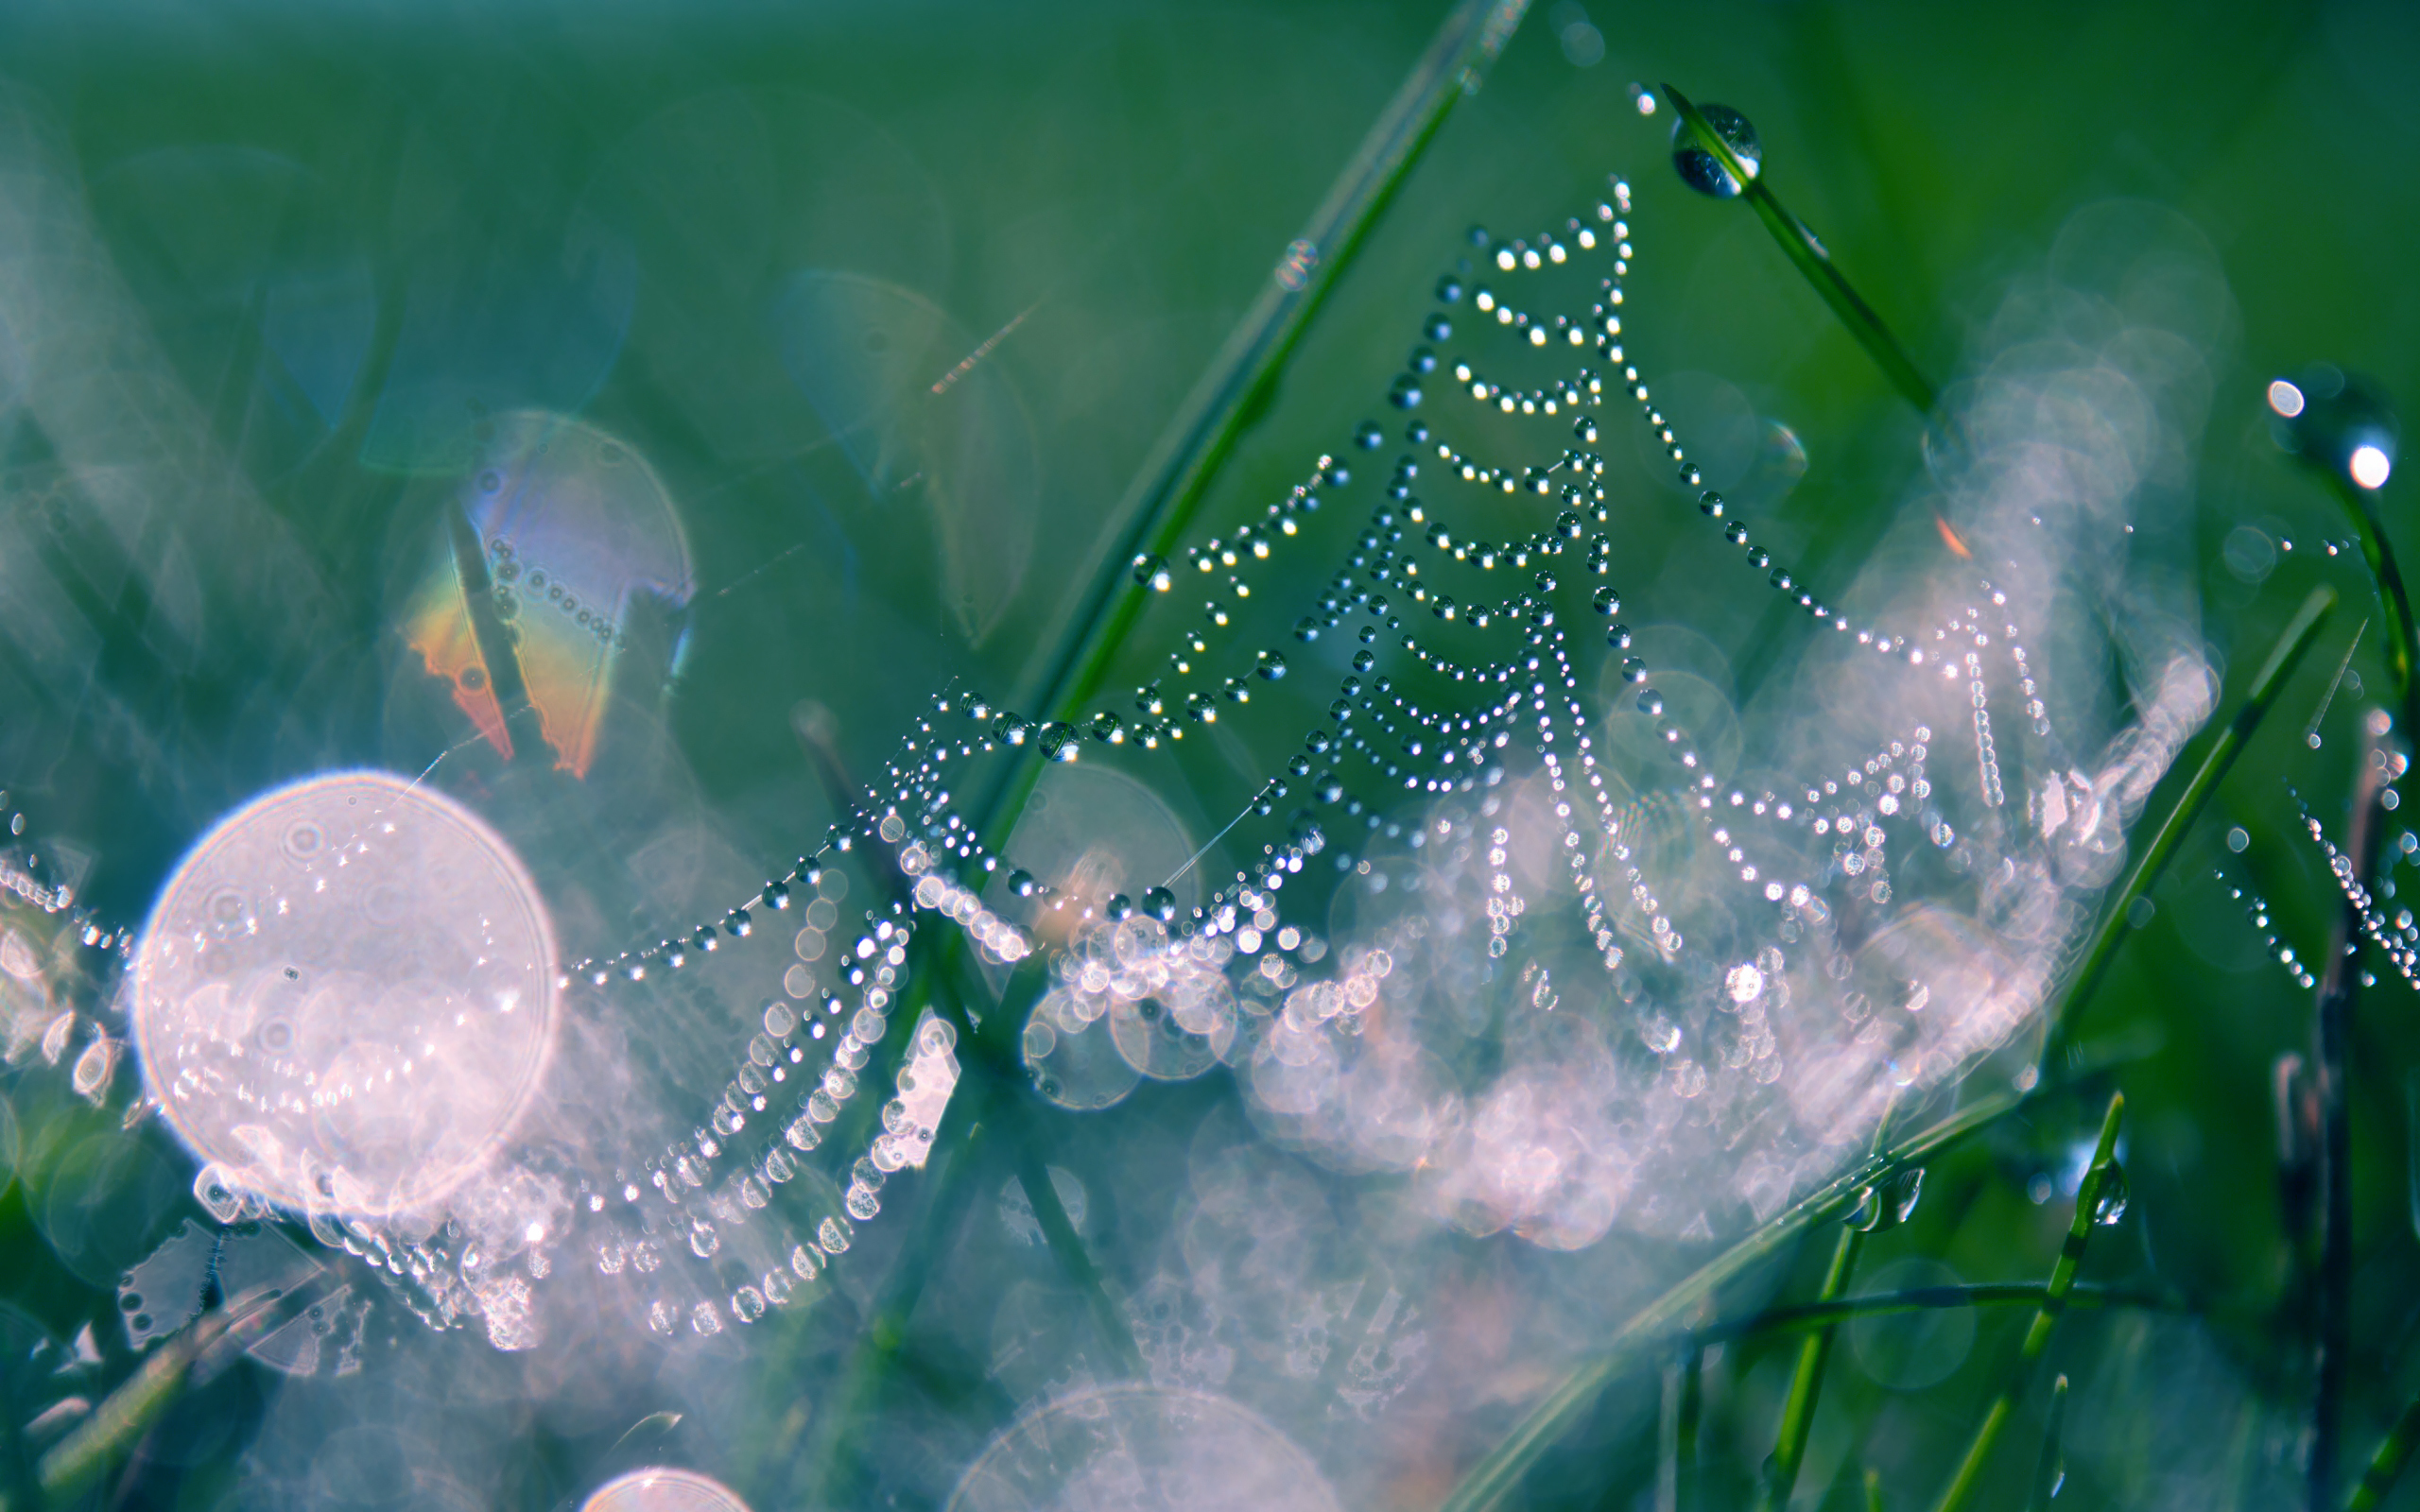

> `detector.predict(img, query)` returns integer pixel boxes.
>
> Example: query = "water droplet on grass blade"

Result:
[1671,103,1760,198]
[2090,1160,2129,1226]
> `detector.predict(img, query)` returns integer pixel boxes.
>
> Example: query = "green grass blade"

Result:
[1437,1088,2027,1512]
[1929,1092,2125,1512]
[1660,83,1939,423]
[2346,1381,2420,1512]
[978,0,1534,852]
[2325,472,2419,724]
[1718,1282,2168,1344]
[2043,584,2337,1073]
[1867,1467,1887,1512]
[1757,1222,1863,1511]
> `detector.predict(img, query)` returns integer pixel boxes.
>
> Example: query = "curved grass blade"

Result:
[1756,1222,1862,1511]
[1930,1092,2124,1512]
[2347,1379,2420,1512]
[978,0,1534,852]
[2042,583,2337,1074]
[1661,84,1940,424]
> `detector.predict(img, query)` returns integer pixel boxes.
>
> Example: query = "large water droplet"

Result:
[1038,722,1079,762]
[1141,886,1177,923]
[1256,649,1288,680]
[1671,103,1761,199]
[2090,1160,2129,1226]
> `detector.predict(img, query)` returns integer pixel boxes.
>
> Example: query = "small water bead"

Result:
[1141,886,1177,923]
[1010,869,1039,898]
[1132,553,1173,592]
[1670,102,1761,198]
[1091,711,1123,743]
[1256,649,1288,680]
[766,881,791,910]
[1591,586,1620,615]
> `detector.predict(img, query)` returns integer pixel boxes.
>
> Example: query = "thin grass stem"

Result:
[2346,1380,2420,1512]
[1757,1223,1861,1511]
[2312,713,2391,1510]
[1660,84,1940,424]
[1929,1092,2125,1512]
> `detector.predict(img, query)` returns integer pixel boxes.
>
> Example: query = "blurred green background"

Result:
[1,0,2419,1507]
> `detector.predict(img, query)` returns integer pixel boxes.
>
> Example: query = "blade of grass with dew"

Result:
[1929,1091,2125,1512]
[2041,583,2338,1075]
[1437,1087,2030,1512]
[1756,1221,1862,1512]
[1660,84,1940,424]
[2324,471,2419,729]
[1717,1282,2170,1346]
[977,0,1534,858]
[2028,1375,2069,1512]
[2346,1379,2420,1512]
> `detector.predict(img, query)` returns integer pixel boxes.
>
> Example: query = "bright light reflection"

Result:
[2352,443,2393,490]
[2267,378,2306,418]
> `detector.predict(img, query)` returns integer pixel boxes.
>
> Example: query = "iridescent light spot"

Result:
[404,411,693,777]
[131,771,557,1217]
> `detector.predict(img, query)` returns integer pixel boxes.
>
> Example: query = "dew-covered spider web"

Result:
[4,137,2229,1506]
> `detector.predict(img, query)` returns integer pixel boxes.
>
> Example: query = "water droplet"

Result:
[1355,420,1385,450]
[2090,1160,2129,1226]
[1592,586,1620,615]
[1671,102,1761,198]
[1256,649,1288,680]
[1039,722,1080,761]
[1141,886,1177,923]
[1132,553,1171,591]
[1105,893,1134,922]
[1846,1166,1925,1232]
[766,881,791,910]
[1010,869,1039,898]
